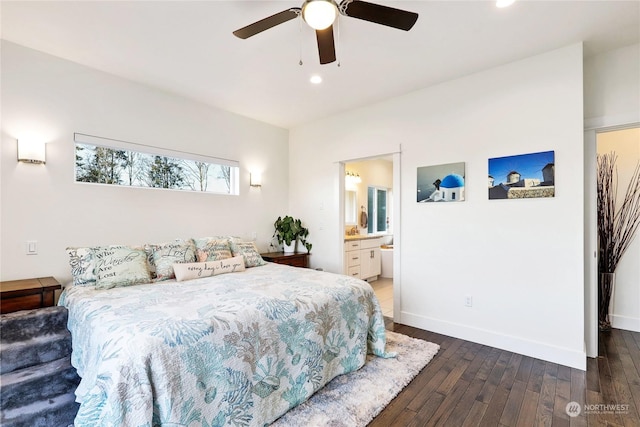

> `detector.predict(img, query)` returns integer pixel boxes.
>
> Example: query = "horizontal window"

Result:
[74,133,239,195]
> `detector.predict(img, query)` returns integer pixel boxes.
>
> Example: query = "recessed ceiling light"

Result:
[496,0,515,8]
[310,75,322,84]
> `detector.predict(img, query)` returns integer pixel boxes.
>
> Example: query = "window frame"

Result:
[73,133,239,195]
[367,185,389,234]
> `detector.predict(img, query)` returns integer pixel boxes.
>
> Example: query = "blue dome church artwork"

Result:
[417,162,465,202]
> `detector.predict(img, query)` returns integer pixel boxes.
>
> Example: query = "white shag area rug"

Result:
[271,331,440,427]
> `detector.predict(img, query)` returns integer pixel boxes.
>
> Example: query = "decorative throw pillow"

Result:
[229,241,266,268]
[194,237,232,262]
[66,247,96,286]
[66,244,131,286]
[173,255,246,282]
[146,239,197,281]
[93,246,151,290]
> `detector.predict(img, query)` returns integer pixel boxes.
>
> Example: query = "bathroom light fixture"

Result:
[250,172,262,187]
[310,75,322,84]
[496,0,515,8]
[17,139,46,164]
[302,0,338,30]
[346,170,362,184]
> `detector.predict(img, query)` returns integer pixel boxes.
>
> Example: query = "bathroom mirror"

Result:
[345,190,357,225]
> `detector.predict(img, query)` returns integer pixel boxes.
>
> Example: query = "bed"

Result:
[60,242,390,427]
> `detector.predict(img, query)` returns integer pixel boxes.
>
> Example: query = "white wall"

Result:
[290,44,586,369]
[1,41,290,284]
[584,43,640,128]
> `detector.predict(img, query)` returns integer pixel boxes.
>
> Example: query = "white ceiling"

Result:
[2,1,639,129]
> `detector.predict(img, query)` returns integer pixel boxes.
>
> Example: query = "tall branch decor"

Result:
[597,152,640,331]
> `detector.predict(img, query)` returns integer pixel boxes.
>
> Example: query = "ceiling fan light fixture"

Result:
[233,0,418,65]
[302,0,337,30]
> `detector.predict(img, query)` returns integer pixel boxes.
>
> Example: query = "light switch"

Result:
[26,241,38,255]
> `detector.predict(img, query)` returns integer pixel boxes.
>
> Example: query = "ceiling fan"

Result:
[232,0,419,65]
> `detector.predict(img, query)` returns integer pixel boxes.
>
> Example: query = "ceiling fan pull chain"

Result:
[299,17,304,66]
[336,12,341,67]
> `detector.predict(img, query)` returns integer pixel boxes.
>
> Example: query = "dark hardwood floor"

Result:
[369,321,640,427]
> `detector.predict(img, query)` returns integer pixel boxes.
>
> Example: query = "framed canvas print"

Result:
[488,150,555,200]
[417,162,465,202]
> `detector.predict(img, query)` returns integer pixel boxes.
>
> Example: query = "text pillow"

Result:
[66,247,96,286]
[229,241,266,268]
[93,246,151,290]
[66,244,130,287]
[173,255,246,282]
[146,240,197,281]
[194,237,232,262]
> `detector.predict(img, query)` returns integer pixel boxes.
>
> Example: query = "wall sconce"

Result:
[17,140,46,164]
[250,172,262,187]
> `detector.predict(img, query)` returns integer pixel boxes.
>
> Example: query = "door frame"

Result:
[339,151,402,322]
[584,121,640,358]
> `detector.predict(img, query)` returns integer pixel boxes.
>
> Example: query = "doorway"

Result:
[585,124,640,358]
[342,153,400,320]
[595,127,640,330]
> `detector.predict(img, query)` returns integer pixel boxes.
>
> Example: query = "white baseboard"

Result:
[399,311,586,371]
[611,314,640,332]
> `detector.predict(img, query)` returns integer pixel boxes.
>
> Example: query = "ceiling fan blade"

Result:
[316,26,336,65]
[340,0,418,31]
[233,8,301,39]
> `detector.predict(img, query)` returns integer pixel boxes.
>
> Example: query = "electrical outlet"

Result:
[464,295,473,307]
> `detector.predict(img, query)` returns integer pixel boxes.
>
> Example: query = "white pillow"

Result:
[173,255,246,282]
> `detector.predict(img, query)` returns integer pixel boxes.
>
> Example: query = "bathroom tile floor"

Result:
[369,277,393,318]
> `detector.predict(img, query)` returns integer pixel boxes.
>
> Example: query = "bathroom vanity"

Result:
[344,236,381,281]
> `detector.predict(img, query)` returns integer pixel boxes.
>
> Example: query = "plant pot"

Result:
[598,272,615,331]
[283,240,297,253]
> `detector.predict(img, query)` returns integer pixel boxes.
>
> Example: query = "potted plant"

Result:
[272,216,312,253]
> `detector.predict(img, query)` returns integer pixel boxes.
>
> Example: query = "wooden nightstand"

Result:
[0,277,62,314]
[261,252,309,268]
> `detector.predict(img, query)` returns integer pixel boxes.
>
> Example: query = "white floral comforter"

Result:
[59,263,390,427]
